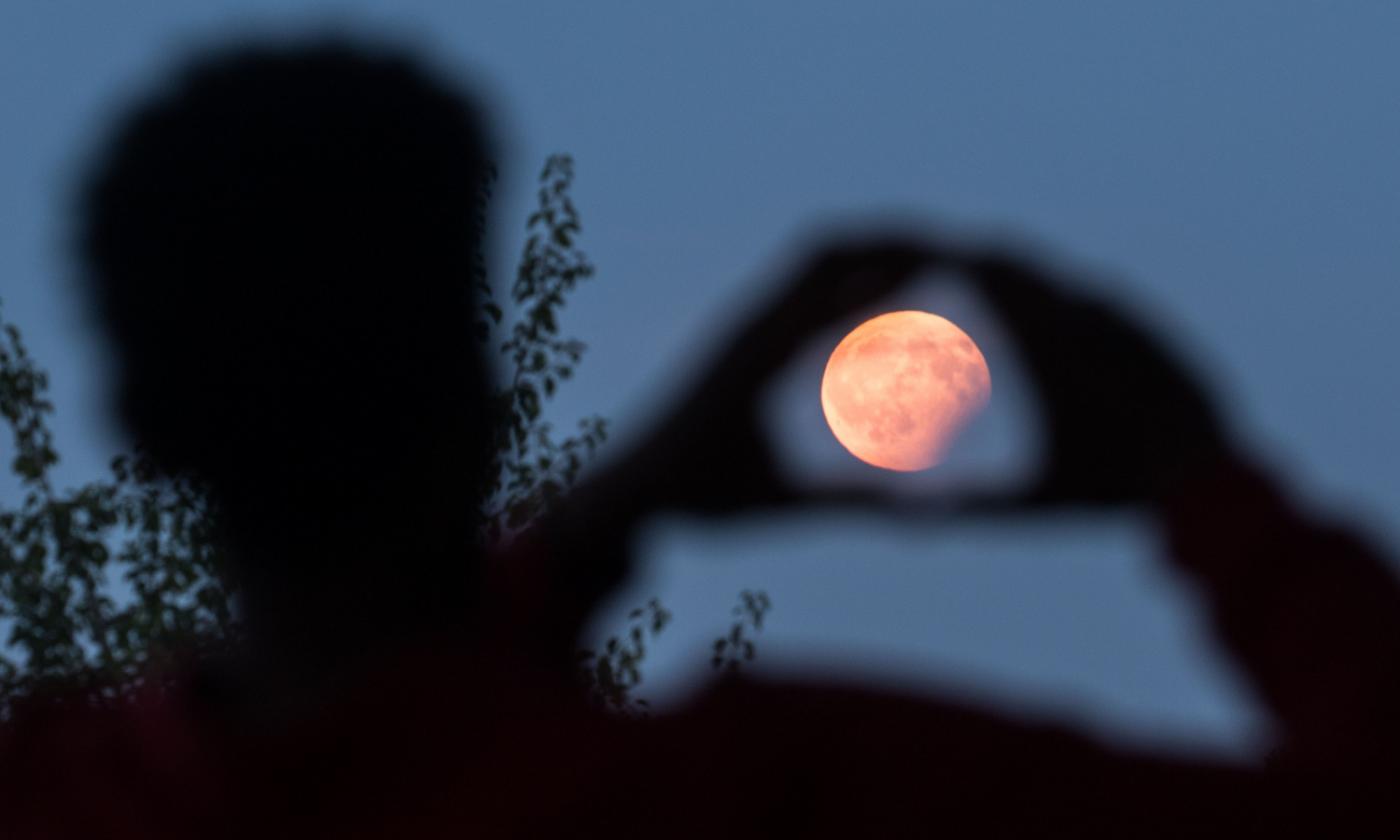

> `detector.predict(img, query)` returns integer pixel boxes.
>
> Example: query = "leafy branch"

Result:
[0,309,235,708]
[482,155,607,542]
[712,590,771,673]
[577,598,671,716]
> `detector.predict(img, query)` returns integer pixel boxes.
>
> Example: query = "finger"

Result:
[714,236,950,400]
[768,235,952,330]
[777,481,1045,521]
[958,249,1069,318]
[944,483,1158,518]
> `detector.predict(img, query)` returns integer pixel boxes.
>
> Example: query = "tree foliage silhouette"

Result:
[481,155,608,542]
[0,155,762,713]
[0,312,237,705]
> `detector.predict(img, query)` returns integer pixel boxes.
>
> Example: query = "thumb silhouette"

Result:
[955,248,1229,512]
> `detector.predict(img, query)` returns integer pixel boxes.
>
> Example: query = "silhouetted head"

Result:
[78,40,496,618]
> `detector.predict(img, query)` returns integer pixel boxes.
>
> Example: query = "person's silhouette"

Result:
[3,35,1399,838]
[78,41,498,717]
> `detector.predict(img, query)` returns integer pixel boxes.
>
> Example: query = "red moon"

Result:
[821,311,991,472]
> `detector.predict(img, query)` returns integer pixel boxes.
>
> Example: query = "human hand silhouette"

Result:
[952,248,1230,511]
[588,234,1230,524]
[529,235,946,646]
[541,232,1236,658]
[614,234,950,517]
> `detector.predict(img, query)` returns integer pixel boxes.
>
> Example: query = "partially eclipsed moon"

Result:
[821,311,991,471]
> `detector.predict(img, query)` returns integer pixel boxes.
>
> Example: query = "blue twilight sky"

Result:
[4,1,1400,757]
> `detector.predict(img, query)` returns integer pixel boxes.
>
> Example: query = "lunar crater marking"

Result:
[821,311,991,471]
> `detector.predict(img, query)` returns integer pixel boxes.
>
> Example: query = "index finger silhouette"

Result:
[961,249,1227,507]
[732,236,952,390]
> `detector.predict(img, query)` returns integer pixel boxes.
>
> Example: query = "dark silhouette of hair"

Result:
[78,41,497,652]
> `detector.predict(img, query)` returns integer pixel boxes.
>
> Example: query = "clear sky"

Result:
[4,1,1399,757]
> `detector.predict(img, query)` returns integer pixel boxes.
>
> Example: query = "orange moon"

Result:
[821,311,991,471]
